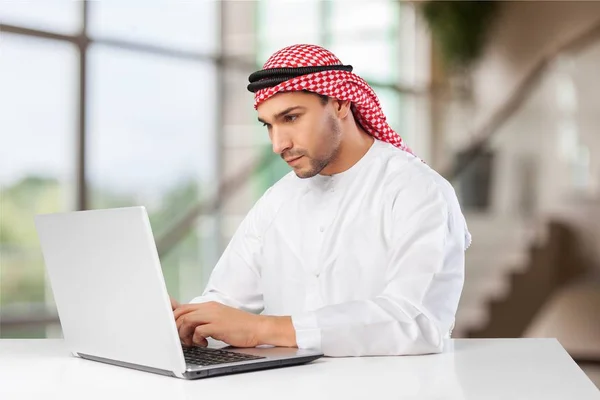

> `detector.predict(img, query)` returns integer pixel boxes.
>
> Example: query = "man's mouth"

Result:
[286,155,304,164]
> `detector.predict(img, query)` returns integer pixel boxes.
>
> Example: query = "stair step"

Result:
[453,213,542,336]
[465,252,528,277]
[460,275,511,305]
[454,304,488,336]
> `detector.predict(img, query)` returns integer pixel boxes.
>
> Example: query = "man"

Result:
[172,44,471,357]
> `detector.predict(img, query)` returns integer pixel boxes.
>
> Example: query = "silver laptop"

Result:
[34,206,323,379]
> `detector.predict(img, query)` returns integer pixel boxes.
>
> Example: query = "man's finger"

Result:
[170,297,180,311]
[180,319,210,348]
[175,312,206,333]
[179,321,194,348]
[178,316,194,340]
[178,314,210,342]
[175,308,212,332]
[193,325,214,346]
[192,326,210,347]
[173,303,203,320]
[176,314,186,332]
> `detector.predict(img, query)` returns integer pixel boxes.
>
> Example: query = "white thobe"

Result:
[191,139,471,357]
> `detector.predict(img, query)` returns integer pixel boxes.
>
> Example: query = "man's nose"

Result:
[271,126,292,155]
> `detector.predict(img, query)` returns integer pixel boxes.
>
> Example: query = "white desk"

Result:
[1,339,598,400]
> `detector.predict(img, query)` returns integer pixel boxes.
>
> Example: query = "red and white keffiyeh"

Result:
[249,44,414,155]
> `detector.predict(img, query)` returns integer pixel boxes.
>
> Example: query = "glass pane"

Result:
[0,34,77,337]
[370,88,416,157]
[329,0,398,36]
[400,95,427,159]
[328,38,397,82]
[88,0,219,53]
[87,45,218,302]
[0,0,81,34]
[374,87,403,136]
[257,0,321,63]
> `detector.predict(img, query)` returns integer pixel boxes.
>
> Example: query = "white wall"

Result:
[472,1,600,130]
[449,1,600,217]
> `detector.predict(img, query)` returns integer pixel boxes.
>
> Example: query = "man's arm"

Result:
[176,176,467,355]
[289,177,467,356]
[188,188,273,313]
[173,189,273,346]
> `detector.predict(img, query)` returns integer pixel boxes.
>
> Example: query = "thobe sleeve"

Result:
[292,177,467,357]
[188,189,270,315]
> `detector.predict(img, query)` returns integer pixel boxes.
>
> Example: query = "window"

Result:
[328,38,398,82]
[0,34,77,338]
[87,45,218,301]
[0,1,220,338]
[0,0,81,34]
[329,0,398,36]
[88,1,219,53]
[256,0,321,62]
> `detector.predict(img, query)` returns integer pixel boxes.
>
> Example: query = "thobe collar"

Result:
[307,139,380,193]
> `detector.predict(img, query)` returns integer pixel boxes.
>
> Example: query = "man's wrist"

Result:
[257,315,297,348]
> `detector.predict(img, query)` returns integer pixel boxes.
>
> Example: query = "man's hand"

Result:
[173,301,297,349]
[174,302,264,348]
[170,297,180,311]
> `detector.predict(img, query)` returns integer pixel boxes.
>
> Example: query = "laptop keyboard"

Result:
[183,346,266,366]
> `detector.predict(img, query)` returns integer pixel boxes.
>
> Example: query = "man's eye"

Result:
[284,115,298,123]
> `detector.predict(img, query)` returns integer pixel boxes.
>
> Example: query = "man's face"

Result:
[257,91,342,179]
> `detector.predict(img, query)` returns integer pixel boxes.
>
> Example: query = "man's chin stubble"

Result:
[294,159,329,179]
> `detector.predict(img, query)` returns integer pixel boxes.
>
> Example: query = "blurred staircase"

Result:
[437,20,600,341]
[453,212,534,337]
[454,213,586,338]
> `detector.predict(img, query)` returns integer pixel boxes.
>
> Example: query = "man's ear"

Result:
[333,99,352,119]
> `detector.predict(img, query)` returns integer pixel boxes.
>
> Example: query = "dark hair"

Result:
[302,90,329,105]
